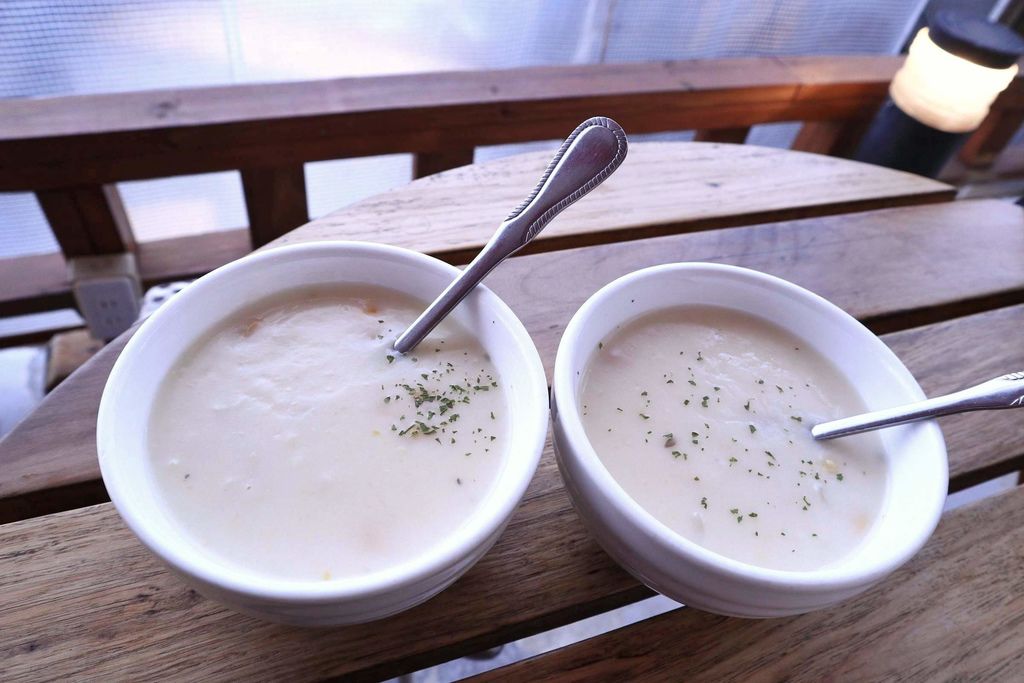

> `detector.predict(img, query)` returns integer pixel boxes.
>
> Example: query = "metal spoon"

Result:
[393,116,628,354]
[812,371,1024,440]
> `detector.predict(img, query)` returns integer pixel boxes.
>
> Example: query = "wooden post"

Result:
[693,127,751,144]
[35,184,133,256]
[413,149,476,179]
[791,118,873,158]
[958,108,1024,168]
[240,165,309,248]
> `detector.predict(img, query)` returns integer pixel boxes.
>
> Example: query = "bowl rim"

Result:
[552,261,948,591]
[97,240,549,603]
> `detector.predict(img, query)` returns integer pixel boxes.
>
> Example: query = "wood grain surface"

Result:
[1,227,1023,680]
[278,143,953,263]
[0,56,902,190]
[473,483,1024,682]
[0,142,951,317]
[1,199,1021,520]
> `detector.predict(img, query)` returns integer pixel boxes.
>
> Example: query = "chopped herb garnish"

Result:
[749,424,757,434]
[790,415,803,422]
[639,413,650,420]
[688,379,697,386]
[701,396,710,408]
[701,496,708,509]
[386,355,395,364]
[836,473,844,481]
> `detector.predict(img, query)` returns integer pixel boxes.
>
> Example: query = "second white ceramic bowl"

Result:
[552,263,947,618]
[98,241,549,626]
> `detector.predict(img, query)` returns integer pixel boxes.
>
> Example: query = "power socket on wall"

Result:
[69,253,142,341]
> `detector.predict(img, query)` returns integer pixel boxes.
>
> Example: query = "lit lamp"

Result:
[853,10,1024,177]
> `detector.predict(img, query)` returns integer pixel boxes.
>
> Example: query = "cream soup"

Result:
[148,284,507,581]
[580,305,888,571]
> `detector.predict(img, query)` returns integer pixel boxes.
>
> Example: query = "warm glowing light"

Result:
[890,28,1018,133]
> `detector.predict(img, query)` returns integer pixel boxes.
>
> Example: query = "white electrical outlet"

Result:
[69,254,142,341]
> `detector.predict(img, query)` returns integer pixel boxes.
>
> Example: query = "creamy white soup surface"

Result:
[580,305,889,571]
[148,284,507,581]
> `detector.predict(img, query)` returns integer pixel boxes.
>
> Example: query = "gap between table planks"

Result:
[2,202,1024,681]
[1,198,1021,522]
[471,481,1024,683]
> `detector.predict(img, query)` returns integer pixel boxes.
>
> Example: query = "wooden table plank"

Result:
[472,484,1024,683]
[1,199,1021,521]
[1,251,1023,678]
[279,143,952,264]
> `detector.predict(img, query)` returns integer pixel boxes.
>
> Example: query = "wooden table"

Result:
[3,142,1024,681]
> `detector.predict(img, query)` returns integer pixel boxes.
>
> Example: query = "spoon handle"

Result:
[811,371,1024,440]
[393,117,628,354]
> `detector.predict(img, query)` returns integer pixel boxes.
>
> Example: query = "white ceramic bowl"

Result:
[551,263,947,618]
[98,242,548,626]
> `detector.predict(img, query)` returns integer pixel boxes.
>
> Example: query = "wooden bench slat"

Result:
[1,199,1020,518]
[0,252,74,316]
[0,56,904,190]
[1,201,1023,680]
[0,142,952,317]
[472,482,1024,682]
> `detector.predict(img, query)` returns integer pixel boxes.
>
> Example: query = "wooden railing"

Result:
[1,55,1022,328]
